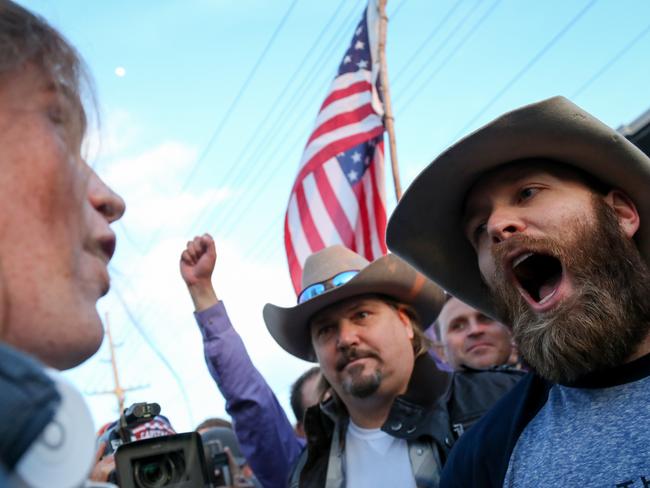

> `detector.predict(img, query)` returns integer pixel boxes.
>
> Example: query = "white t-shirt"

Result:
[344,420,417,488]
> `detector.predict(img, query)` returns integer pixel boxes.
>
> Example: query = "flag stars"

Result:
[355,40,365,50]
[343,55,352,64]
[347,169,359,181]
[357,59,368,69]
[356,26,363,36]
[351,152,362,163]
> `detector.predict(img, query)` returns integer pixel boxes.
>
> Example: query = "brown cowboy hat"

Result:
[386,96,650,319]
[264,245,445,362]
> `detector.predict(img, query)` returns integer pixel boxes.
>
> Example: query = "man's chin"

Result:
[342,369,382,398]
[53,319,104,370]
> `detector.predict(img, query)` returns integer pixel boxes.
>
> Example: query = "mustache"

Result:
[335,348,379,371]
[491,234,564,274]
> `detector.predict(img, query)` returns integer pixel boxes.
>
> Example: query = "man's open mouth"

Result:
[511,252,563,306]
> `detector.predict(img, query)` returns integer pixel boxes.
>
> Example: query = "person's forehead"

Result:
[1,64,81,120]
[463,160,589,219]
[310,294,385,326]
[439,298,476,326]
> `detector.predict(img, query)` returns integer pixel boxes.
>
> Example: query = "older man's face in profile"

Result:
[0,64,125,369]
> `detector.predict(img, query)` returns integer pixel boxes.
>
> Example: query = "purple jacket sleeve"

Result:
[194,301,305,488]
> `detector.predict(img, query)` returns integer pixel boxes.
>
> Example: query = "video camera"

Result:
[103,402,236,487]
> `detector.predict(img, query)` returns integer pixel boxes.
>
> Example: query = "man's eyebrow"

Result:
[312,298,374,326]
[462,169,540,224]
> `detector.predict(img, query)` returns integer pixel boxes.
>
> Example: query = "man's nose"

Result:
[486,206,525,244]
[466,319,486,337]
[87,169,126,223]
[336,320,360,349]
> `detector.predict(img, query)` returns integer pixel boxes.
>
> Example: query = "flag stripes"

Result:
[285,1,387,294]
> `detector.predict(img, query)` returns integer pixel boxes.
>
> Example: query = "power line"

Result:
[139,0,300,254]
[135,7,364,333]
[451,0,598,141]
[197,0,351,202]
[392,0,464,87]
[116,1,501,338]
[241,0,479,267]
[247,212,284,260]
[389,0,409,19]
[189,7,361,238]
[232,1,482,267]
[184,0,357,237]
[395,0,499,114]
[178,0,299,192]
[111,285,195,428]
[110,0,313,331]
[571,20,650,100]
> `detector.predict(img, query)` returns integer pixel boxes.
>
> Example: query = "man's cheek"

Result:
[478,254,497,288]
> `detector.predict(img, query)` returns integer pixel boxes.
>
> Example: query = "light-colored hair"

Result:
[377,294,433,358]
[195,417,233,432]
[0,1,92,140]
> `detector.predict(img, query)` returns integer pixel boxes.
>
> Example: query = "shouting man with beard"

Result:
[263,245,522,487]
[387,96,650,487]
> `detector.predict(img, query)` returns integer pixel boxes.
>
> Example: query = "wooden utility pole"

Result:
[87,313,146,413]
[105,313,126,413]
[377,0,402,201]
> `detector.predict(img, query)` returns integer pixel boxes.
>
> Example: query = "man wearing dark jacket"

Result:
[387,96,650,487]
[263,245,523,487]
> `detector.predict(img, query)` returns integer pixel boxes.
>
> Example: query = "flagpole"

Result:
[377,0,402,201]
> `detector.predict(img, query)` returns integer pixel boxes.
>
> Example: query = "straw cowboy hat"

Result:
[264,245,446,362]
[386,96,650,320]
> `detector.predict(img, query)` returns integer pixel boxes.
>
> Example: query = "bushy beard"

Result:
[488,197,650,384]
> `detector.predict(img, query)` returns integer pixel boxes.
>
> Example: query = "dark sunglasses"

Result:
[297,270,360,304]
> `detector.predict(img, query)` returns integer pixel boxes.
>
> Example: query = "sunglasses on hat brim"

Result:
[297,270,360,304]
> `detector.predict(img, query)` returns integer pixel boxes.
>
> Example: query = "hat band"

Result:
[297,270,359,304]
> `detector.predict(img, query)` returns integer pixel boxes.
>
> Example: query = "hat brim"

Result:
[387,96,650,319]
[264,254,445,362]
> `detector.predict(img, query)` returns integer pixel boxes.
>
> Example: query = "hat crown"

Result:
[300,245,369,291]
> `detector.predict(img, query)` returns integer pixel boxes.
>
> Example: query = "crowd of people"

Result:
[1,1,648,487]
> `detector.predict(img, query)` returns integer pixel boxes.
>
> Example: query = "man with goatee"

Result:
[264,245,522,487]
[387,96,650,487]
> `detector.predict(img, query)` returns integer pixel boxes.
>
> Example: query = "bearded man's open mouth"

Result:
[509,251,567,312]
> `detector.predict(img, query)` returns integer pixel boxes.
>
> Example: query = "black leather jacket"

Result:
[289,354,524,487]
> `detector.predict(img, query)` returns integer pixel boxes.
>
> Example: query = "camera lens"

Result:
[133,453,185,488]
[140,462,166,486]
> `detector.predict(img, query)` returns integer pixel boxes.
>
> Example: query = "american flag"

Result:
[284,1,387,294]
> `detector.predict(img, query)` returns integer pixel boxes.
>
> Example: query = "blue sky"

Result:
[18,0,650,432]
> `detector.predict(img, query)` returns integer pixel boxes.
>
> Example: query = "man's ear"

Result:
[396,307,414,340]
[604,189,640,238]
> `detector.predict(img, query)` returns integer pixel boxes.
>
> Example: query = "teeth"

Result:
[538,288,556,305]
[512,252,534,269]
